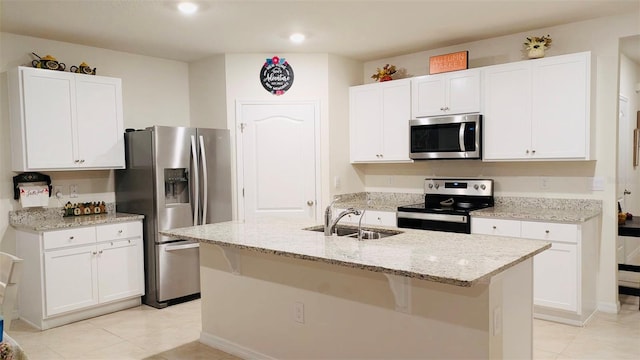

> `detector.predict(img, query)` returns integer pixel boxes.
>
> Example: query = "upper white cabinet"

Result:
[8,66,125,171]
[482,52,591,161]
[411,68,480,117]
[350,79,412,163]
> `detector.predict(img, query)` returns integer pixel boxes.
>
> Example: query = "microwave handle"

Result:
[459,123,466,152]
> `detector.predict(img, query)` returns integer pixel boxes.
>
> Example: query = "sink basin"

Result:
[303,225,403,239]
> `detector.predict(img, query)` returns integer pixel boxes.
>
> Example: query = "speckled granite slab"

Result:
[333,192,424,211]
[160,218,550,287]
[471,197,602,223]
[9,205,144,232]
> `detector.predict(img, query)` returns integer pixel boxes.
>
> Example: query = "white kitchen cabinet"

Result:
[334,209,396,227]
[44,243,98,316]
[471,216,597,326]
[531,242,578,312]
[16,221,144,330]
[364,210,396,227]
[482,52,591,161]
[8,66,125,171]
[411,69,480,117]
[349,79,412,163]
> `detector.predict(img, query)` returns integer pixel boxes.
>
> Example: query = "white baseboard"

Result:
[200,331,277,360]
[597,301,620,314]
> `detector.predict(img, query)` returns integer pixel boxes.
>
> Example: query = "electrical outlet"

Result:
[53,186,64,198]
[69,184,78,198]
[493,306,502,336]
[293,302,305,324]
[541,177,549,189]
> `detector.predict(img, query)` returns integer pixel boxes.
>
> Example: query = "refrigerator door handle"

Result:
[164,242,200,251]
[199,135,209,225]
[190,135,200,226]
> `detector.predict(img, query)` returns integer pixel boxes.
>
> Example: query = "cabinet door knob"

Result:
[526,150,530,154]
[99,250,103,254]
[80,159,85,163]
[92,251,97,255]
[118,229,123,234]
[74,160,80,163]
[69,236,75,240]
[492,226,497,229]
[545,230,550,234]
[531,150,536,154]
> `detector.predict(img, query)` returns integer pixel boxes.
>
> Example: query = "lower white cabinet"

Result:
[16,220,144,329]
[334,208,396,227]
[471,216,597,326]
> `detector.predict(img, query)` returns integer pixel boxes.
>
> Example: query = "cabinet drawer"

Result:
[43,227,96,250]
[366,211,396,227]
[471,218,521,237]
[521,221,578,243]
[96,221,142,242]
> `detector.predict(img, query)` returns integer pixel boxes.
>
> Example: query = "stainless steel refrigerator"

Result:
[115,126,232,308]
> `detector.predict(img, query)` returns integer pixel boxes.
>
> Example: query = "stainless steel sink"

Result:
[303,225,403,239]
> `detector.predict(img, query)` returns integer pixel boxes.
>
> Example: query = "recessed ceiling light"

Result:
[177,2,198,15]
[289,33,306,44]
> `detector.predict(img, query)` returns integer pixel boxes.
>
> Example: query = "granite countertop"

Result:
[10,211,144,232]
[470,197,602,223]
[160,218,550,287]
[332,192,423,212]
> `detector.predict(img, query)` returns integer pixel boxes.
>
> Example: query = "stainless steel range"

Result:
[397,178,494,234]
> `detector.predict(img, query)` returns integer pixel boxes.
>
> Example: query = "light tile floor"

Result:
[6,295,640,359]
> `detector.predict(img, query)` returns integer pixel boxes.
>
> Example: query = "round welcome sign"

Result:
[260,56,294,96]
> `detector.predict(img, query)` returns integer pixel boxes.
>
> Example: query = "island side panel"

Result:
[198,242,533,359]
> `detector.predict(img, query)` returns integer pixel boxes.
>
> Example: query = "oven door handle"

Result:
[459,123,466,152]
[397,211,468,224]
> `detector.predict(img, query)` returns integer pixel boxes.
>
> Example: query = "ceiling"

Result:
[1,0,639,63]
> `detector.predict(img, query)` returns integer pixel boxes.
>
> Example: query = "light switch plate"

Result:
[591,177,605,191]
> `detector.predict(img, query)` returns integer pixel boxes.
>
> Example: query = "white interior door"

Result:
[237,101,319,222]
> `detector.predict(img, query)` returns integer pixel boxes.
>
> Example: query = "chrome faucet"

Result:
[324,203,361,235]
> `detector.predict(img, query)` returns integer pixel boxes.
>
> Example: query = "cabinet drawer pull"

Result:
[545,230,550,234]
[92,251,97,255]
[69,236,75,240]
[492,226,497,229]
[118,229,123,234]
[99,250,103,254]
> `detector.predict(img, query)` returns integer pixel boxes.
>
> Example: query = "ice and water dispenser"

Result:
[164,168,189,204]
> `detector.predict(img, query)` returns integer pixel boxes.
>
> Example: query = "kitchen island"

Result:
[161,218,550,359]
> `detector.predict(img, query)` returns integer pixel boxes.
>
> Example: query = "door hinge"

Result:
[240,123,247,133]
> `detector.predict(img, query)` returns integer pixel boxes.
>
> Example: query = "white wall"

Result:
[327,54,366,198]
[0,32,191,253]
[189,54,227,129]
[358,13,639,311]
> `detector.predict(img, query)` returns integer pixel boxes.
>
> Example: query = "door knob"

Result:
[307,200,314,206]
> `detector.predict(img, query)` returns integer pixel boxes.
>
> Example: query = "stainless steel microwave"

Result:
[409,113,482,160]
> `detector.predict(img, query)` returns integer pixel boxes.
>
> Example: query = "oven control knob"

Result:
[428,184,433,189]
[474,184,479,190]
[480,184,486,190]
[434,184,439,189]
